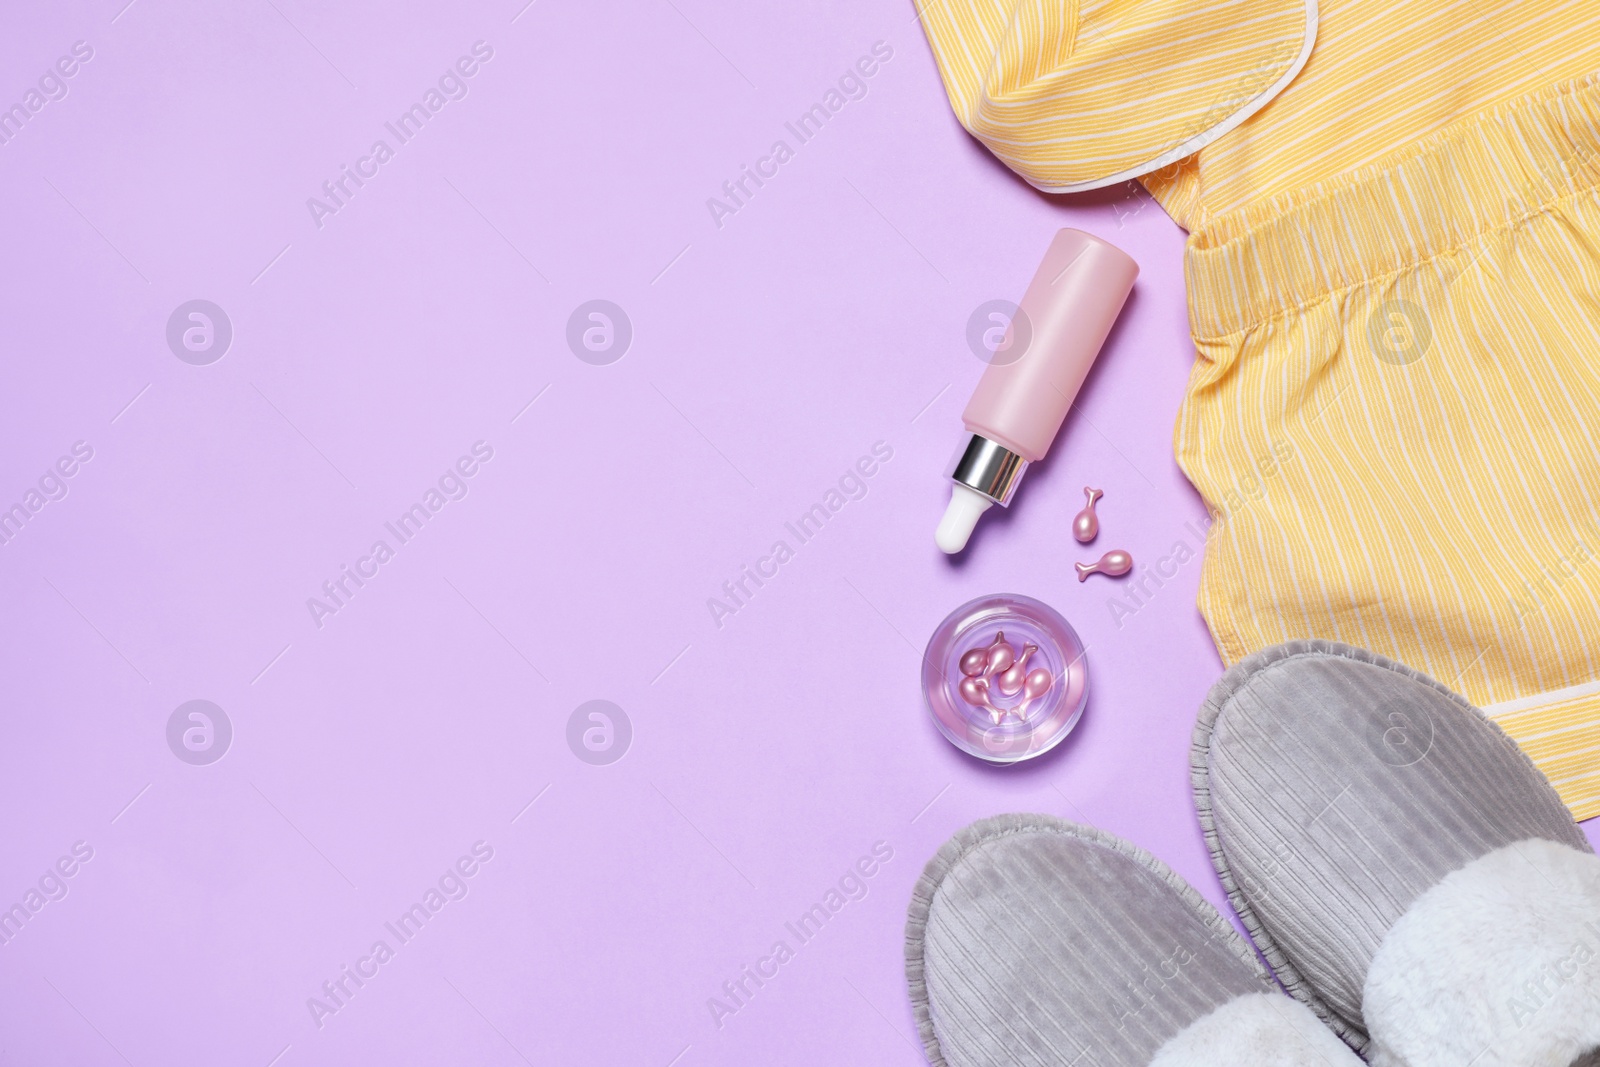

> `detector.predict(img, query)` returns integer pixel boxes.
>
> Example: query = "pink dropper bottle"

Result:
[936,229,1138,554]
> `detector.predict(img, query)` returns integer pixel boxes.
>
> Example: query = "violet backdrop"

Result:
[2,1,1593,1064]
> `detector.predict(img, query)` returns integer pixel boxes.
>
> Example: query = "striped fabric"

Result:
[917,0,1316,192]
[920,1,1600,817]
[1484,682,1600,819]
[1146,0,1600,228]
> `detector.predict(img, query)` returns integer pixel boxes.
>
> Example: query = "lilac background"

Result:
[1,1,1593,1064]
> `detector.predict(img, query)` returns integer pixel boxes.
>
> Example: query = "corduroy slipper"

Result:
[905,813,1362,1066]
[1194,639,1600,1066]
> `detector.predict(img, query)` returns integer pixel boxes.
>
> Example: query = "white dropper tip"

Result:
[936,484,994,554]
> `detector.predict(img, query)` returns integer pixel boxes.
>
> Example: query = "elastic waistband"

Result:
[1187,72,1600,339]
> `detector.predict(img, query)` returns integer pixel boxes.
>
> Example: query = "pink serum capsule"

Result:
[1073,487,1103,543]
[1076,549,1133,581]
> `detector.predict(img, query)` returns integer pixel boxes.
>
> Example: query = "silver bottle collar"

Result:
[950,434,1028,507]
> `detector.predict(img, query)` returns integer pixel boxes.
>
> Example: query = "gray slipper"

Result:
[905,813,1363,1066]
[1194,639,1600,1066]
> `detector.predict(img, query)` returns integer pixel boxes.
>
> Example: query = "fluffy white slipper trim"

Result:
[1364,839,1600,1067]
[1149,992,1363,1067]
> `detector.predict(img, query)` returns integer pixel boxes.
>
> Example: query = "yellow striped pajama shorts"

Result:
[921,0,1600,816]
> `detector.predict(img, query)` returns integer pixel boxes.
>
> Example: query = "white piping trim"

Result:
[1483,677,1600,717]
